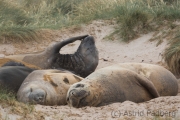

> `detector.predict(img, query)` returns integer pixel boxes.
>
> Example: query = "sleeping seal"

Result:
[67,63,178,108]
[0,58,40,69]
[0,61,35,92]
[17,69,83,105]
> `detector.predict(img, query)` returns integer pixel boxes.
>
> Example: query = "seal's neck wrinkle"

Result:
[86,81,103,107]
[53,52,86,77]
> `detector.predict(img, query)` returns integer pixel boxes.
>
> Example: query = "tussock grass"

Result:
[115,2,152,42]
[0,0,180,42]
[0,86,16,104]
[73,0,180,42]
[0,0,37,43]
[0,27,39,43]
[163,32,180,75]
[0,86,34,117]
[0,0,32,26]
[72,0,118,23]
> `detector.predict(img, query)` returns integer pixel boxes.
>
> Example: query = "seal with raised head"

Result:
[17,69,83,105]
[67,63,178,108]
[22,35,99,77]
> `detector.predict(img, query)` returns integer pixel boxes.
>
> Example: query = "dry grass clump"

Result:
[0,85,34,118]
[0,0,37,43]
[73,0,180,42]
[163,31,180,75]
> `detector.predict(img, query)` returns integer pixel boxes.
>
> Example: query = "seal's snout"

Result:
[83,36,95,45]
[69,89,87,98]
[28,88,46,104]
[67,84,89,108]
[33,94,44,102]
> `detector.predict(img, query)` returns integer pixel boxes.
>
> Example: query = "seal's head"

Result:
[17,82,59,105]
[76,36,99,77]
[66,80,101,108]
[78,36,96,55]
[18,84,47,104]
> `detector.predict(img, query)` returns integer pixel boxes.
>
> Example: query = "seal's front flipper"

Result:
[135,74,160,98]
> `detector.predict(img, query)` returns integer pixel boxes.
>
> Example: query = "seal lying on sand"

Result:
[22,35,99,77]
[0,61,35,92]
[67,63,178,108]
[0,58,40,69]
[17,69,83,105]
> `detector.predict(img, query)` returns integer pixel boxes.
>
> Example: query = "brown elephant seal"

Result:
[67,63,178,108]
[22,35,99,77]
[17,69,83,105]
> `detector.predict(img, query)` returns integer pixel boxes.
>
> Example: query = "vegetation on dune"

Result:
[0,0,180,42]
[0,86,34,117]
[164,32,180,75]
[0,85,16,104]
[0,0,180,79]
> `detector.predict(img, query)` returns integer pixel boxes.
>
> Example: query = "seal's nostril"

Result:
[70,90,76,96]
[38,97,43,100]
[67,97,69,101]
[75,84,84,88]
[35,95,44,102]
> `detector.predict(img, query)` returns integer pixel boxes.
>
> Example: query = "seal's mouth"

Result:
[67,89,90,108]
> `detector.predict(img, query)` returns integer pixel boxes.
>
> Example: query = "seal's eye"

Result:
[75,84,84,88]
[63,78,69,84]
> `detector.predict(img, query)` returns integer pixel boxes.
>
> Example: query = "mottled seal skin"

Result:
[0,62,35,93]
[67,63,178,108]
[17,69,83,105]
[23,35,99,77]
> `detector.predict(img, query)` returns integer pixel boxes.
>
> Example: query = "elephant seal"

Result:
[17,69,83,105]
[67,63,178,108]
[1,61,25,67]
[0,59,39,92]
[0,61,35,93]
[0,58,40,69]
[22,35,99,77]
